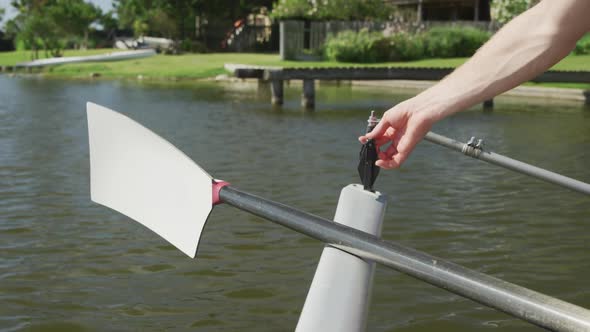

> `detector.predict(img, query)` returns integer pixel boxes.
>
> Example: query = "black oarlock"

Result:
[358,111,380,192]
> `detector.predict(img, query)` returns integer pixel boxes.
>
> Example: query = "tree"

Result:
[7,1,48,58]
[0,7,5,25]
[51,0,102,49]
[114,0,274,39]
[148,8,178,38]
[269,0,311,20]
[99,10,120,39]
[7,0,102,58]
[491,0,540,24]
[114,0,147,36]
[115,0,206,39]
[194,0,273,21]
[271,0,395,21]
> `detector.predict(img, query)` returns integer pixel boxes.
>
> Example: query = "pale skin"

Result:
[360,0,590,169]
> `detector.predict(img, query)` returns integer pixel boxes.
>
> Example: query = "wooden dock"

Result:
[228,64,590,109]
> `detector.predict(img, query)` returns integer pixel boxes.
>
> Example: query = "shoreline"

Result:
[1,70,588,105]
[349,80,589,103]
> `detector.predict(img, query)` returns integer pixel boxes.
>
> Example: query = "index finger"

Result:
[364,118,389,140]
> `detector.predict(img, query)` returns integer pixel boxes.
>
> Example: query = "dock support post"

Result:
[302,79,315,109]
[271,80,284,105]
[483,98,494,110]
[296,184,386,332]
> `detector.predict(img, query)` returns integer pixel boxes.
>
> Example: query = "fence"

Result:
[225,24,279,53]
[204,20,279,52]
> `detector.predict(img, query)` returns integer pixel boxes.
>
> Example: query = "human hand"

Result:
[358,100,436,169]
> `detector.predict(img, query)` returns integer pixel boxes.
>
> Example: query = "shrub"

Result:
[384,32,424,61]
[324,29,385,63]
[270,0,313,20]
[325,30,426,63]
[423,26,490,58]
[180,39,207,53]
[574,33,590,55]
[324,26,491,63]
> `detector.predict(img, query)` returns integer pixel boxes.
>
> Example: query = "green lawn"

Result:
[0,50,589,89]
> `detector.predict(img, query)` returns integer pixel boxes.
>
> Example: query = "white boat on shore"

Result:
[16,49,156,68]
[115,36,175,51]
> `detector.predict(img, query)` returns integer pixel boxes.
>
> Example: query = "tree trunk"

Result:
[32,35,39,60]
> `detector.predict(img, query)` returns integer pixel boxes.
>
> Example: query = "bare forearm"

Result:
[413,0,590,120]
[363,0,590,169]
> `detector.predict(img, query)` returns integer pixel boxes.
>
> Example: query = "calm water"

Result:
[1,75,589,332]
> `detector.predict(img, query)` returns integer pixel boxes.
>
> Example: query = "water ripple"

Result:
[0,76,588,332]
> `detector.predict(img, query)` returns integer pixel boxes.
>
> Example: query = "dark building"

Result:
[389,0,491,21]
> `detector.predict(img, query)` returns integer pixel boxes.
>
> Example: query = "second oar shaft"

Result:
[424,132,590,196]
[219,185,590,332]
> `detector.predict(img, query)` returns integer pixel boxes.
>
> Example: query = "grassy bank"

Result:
[1,50,589,89]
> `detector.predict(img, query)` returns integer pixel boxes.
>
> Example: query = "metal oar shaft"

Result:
[425,132,590,196]
[219,185,590,332]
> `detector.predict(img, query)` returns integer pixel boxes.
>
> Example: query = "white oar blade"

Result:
[87,102,213,258]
